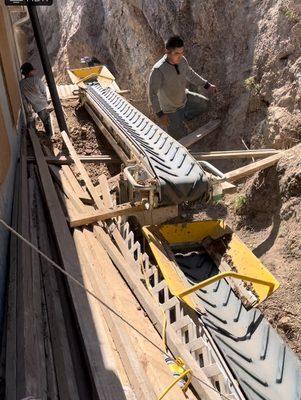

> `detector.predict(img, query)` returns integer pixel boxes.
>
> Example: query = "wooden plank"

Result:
[110,228,141,273]
[98,175,113,208]
[53,148,92,203]
[42,144,53,157]
[0,301,7,396]
[73,230,135,398]
[192,149,280,160]
[62,166,92,203]
[27,155,118,164]
[34,179,81,399]
[49,165,87,213]
[29,127,127,399]
[220,181,237,194]
[5,162,20,400]
[179,120,220,148]
[240,137,255,162]
[40,274,59,400]
[84,228,193,400]
[54,182,80,221]
[16,134,39,399]
[134,205,179,226]
[74,229,156,400]
[93,225,221,400]
[93,183,103,198]
[60,130,103,209]
[107,173,121,189]
[69,202,144,227]
[224,152,282,183]
[28,173,47,397]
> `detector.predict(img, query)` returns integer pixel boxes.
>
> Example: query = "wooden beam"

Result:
[53,148,92,203]
[134,205,179,226]
[17,135,40,399]
[28,127,127,399]
[34,179,81,399]
[28,174,47,397]
[224,152,282,183]
[179,120,220,148]
[69,202,144,227]
[60,130,103,209]
[98,175,113,208]
[107,173,121,188]
[40,277,59,400]
[84,228,192,399]
[49,165,89,212]
[192,149,280,160]
[74,229,156,400]
[220,181,237,194]
[62,166,92,203]
[5,163,20,400]
[54,182,81,221]
[27,155,119,164]
[93,225,221,400]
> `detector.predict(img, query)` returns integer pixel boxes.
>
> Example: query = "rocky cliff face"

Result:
[28,0,301,149]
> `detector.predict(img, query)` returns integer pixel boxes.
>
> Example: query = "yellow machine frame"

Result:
[67,65,120,91]
[143,220,279,310]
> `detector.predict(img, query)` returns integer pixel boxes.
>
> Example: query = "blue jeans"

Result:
[167,91,209,140]
[38,109,53,138]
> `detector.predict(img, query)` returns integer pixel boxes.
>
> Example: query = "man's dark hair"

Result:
[165,36,184,50]
[20,62,34,76]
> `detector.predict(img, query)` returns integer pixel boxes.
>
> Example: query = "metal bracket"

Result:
[176,271,275,300]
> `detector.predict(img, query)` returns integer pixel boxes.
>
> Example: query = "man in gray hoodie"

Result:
[149,36,216,139]
[20,62,53,138]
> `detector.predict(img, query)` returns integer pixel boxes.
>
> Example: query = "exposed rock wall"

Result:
[27,0,300,149]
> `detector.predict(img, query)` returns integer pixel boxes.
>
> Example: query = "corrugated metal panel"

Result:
[46,84,79,101]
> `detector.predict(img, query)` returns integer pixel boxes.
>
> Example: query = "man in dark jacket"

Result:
[149,36,216,139]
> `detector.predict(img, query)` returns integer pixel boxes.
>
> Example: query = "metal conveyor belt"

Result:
[176,252,301,400]
[85,83,209,205]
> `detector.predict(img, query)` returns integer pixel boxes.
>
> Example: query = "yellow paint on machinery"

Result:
[67,65,120,91]
[143,226,204,312]
[143,220,279,308]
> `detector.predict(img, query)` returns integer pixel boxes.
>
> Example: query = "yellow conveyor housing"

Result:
[67,65,120,91]
[143,220,279,311]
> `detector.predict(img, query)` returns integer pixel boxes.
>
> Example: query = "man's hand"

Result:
[208,84,217,95]
[159,113,169,128]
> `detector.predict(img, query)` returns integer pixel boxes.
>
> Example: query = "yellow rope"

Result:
[158,368,192,400]
[140,255,193,398]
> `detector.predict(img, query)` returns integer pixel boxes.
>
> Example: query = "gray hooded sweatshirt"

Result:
[19,75,48,114]
[149,55,209,115]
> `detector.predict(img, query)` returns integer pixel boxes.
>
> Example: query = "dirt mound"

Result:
[241,146,301,356]
[39,100,120,185]
[241,144,301,259]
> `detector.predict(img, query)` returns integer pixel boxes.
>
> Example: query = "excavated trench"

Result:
[31,0,301,359]
[26,0,300,152]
